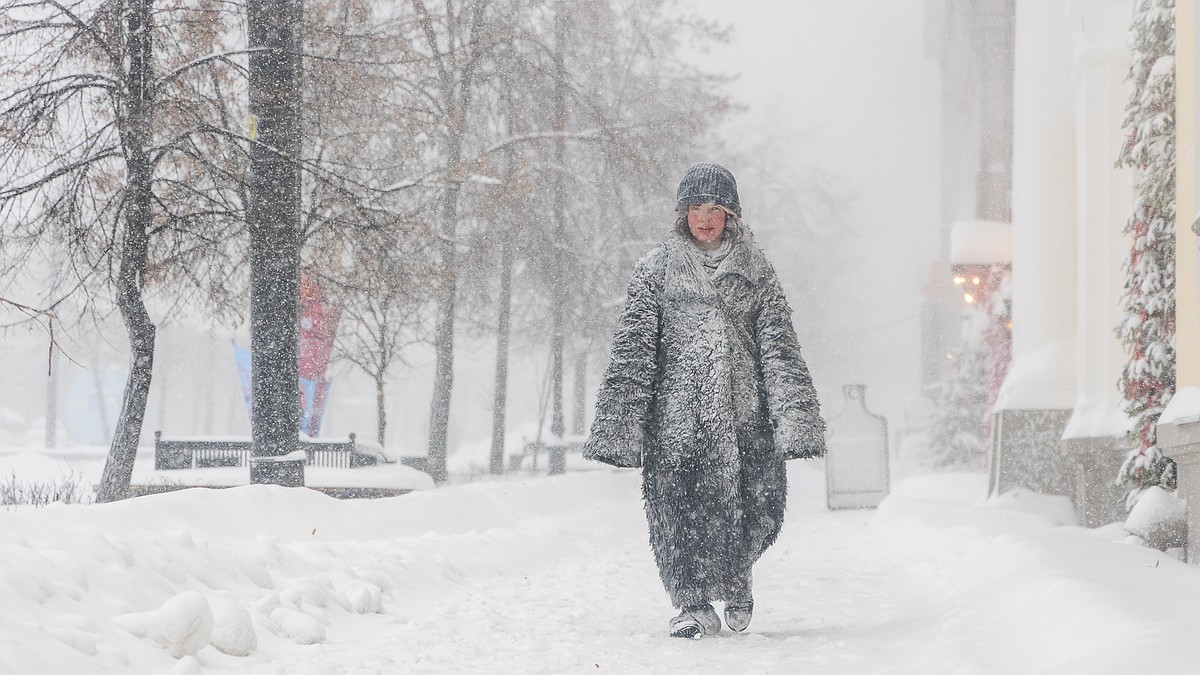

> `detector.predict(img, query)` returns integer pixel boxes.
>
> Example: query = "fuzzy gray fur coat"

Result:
[584,226,826,608]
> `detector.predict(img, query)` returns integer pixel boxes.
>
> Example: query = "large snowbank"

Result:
[2,459,1200,673]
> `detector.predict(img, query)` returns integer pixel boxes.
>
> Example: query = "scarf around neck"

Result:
[687,235,733,276]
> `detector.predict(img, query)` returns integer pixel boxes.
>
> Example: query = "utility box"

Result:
[826,384,890,510]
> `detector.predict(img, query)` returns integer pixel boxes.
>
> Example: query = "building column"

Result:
[976,0,1016,222]
[991,0,1078,498]
[1061,0,1136,527]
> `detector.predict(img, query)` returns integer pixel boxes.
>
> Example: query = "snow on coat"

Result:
[584,225,825,608]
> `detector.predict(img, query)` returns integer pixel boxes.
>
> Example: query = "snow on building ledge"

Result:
[950,219,1012,266]
[1062,397,1133,441]
[994,341,1076,411]
[1156,388,1200,454]
[1160,387,1200,427]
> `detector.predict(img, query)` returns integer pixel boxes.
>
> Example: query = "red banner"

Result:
[299,274,340,382]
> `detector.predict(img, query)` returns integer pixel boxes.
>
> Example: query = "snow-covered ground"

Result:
[2,454,1199,674]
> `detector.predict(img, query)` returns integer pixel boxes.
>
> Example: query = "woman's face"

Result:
[687,203,726,249]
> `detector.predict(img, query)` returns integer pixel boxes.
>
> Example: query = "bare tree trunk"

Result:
[572,345,586,436]
[375,374,387,447]
[422,0,487,484]
[489,237,514,475]
[156,324,167,433]
[548,0,567,441]
[96,0,156,503]
[90,358,112,441]
[45,343,57,449]
[247,0,304,486]
[426,174,461,484]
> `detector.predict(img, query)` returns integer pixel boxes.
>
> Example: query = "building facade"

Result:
[981,0,1140,526]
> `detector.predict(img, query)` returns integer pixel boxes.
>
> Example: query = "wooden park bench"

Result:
[154,431,383,470]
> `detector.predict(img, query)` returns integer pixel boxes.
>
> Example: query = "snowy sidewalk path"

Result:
[204,465,1200,674]
[232,471,903,674]
[4,463,1200,673]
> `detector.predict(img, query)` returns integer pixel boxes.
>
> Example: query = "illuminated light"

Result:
[946,353,954,360]
[972,277,981,285]
[963,292,975,303]
[1007,322,1013,330]
[953,276,965,285]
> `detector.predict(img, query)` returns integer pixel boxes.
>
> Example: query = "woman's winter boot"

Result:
[669,604,721,639]
[724,600,753,632]
[725,570,754,632]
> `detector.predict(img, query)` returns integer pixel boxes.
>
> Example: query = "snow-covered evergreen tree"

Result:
[926,344,988,468]
[1116,0,1177,499]
[926,262,1010,469]
[926,287,990,469]
[982,271,1012,437]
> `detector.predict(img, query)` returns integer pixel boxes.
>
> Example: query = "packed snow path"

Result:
[4,462,1200,674]
[230,467,917,674]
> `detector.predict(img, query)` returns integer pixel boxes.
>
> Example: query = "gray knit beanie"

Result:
[675,162,741,217]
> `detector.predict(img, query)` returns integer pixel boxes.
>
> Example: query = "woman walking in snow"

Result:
[584,162,826,639]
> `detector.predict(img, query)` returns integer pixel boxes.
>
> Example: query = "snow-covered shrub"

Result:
[1118,444,1176,504]
[924,278,1003,470]
[1125,485,1187,552]
[0,470,90,507]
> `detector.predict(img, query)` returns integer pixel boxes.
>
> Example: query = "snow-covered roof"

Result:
[950,219,1012,265]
